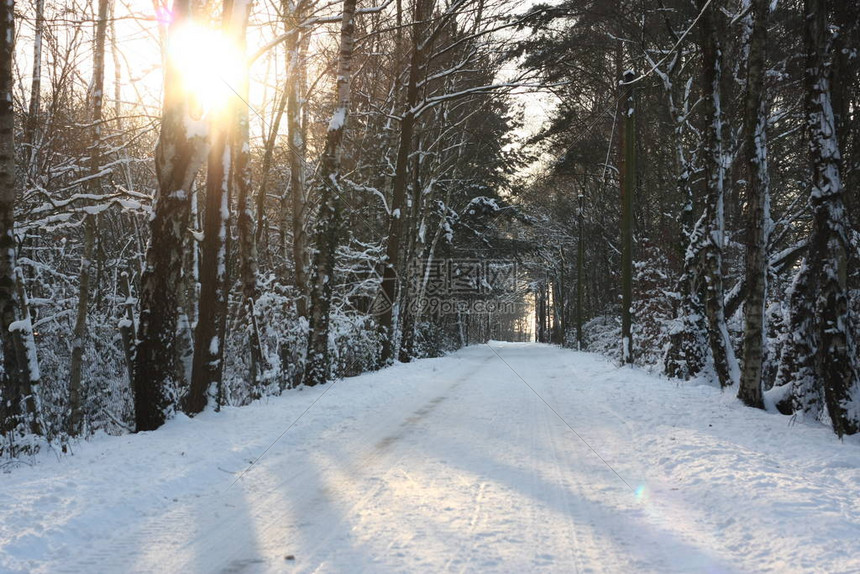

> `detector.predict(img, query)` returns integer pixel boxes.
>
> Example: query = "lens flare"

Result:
[167,23,243,116]
[155,7,172,26]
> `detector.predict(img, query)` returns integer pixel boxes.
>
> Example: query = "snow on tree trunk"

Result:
[773,0,860,436]
[397,127,427,362]
[287,14,310,320]
[24,0,43,179]
[304,0,358,387]
[378,0,433,365]
[187,115,232,415]
[184,0,247,414]
[118,272,136,387]
[576,189,584,350]
[660,42,708,381]
[0,0,43,444]
[229,0,266,397]
[698,0,739,388]
[68,0,110,436]
[738,0,771,409]
[664,242,710,380]
[771,261,821,415]
[133,0,208,431]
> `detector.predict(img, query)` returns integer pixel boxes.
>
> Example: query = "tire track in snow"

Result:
[488,344,732,573]
[11,344,852,573]
[255,352,498,572]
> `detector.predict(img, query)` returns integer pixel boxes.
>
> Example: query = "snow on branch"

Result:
[25,187,151,216]
[343,179,390,214]
[250,1,392,64]
[412,79,560,118]
[417,49,478,89]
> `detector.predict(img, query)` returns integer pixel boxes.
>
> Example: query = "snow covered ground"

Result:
[2,343,859,573]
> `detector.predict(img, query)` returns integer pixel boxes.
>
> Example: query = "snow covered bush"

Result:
[411,320,460,359]
[583,314,620,362]
[633,247,675,369]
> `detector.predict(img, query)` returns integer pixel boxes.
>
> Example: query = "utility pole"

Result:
[619,70,636,364]
[576,187,584,350]
[558,246,566,345]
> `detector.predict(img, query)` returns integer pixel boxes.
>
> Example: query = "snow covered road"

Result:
[3,343,860,573]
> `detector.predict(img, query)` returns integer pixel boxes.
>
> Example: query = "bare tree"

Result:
[286,2,312,319]
[619,71,635,364]
[772,0,860,436]
[304,0,359,386]
[133,0,209,431]
[186,0,253,414]
[24,0,44,177]
[68,0,110,436]
[737,0,771,408]
[0,0,42,443]
[378,0,435,364]
[231,0,266,396]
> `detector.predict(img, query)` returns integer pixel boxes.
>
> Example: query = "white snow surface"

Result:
[2,343,859,573]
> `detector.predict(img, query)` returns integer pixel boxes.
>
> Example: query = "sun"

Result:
[167,22,244,116]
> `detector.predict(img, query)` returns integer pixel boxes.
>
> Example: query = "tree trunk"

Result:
[287,16,310,318]
[773,0,860,436]
[188,0,245,416]
[662,45,708,381]
[0,0,43,442]
[13,270,43,437]
[133,0,208,431]
[118,271,136,387]
[230,0,265,397]
[25,0,44,179]
[110,0,122,124]
[303,0,358,387]
[68,0,110,436]
[556,248,566,345]
[397,128,426,362]
[378,0,433,364]
[537,283,547,343]
[737,0,770,409]
[698,0,739,388]
[187,122,230,414]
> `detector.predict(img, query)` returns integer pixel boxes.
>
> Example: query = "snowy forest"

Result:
[0,0,858,458]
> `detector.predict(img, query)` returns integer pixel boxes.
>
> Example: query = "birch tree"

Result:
[231,0,265,395]
[619,70,635,364]
[0,0,42,443]
[68,0,110,436]
[286,1,311,319]
[24,0,44,178]
[700,0,738,388]
[737,0,771,408]
[304,0,358,386]
[671,0,739,388]
[772,0,860,436]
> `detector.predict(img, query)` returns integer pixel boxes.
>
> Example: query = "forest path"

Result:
[2,343,860,573]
